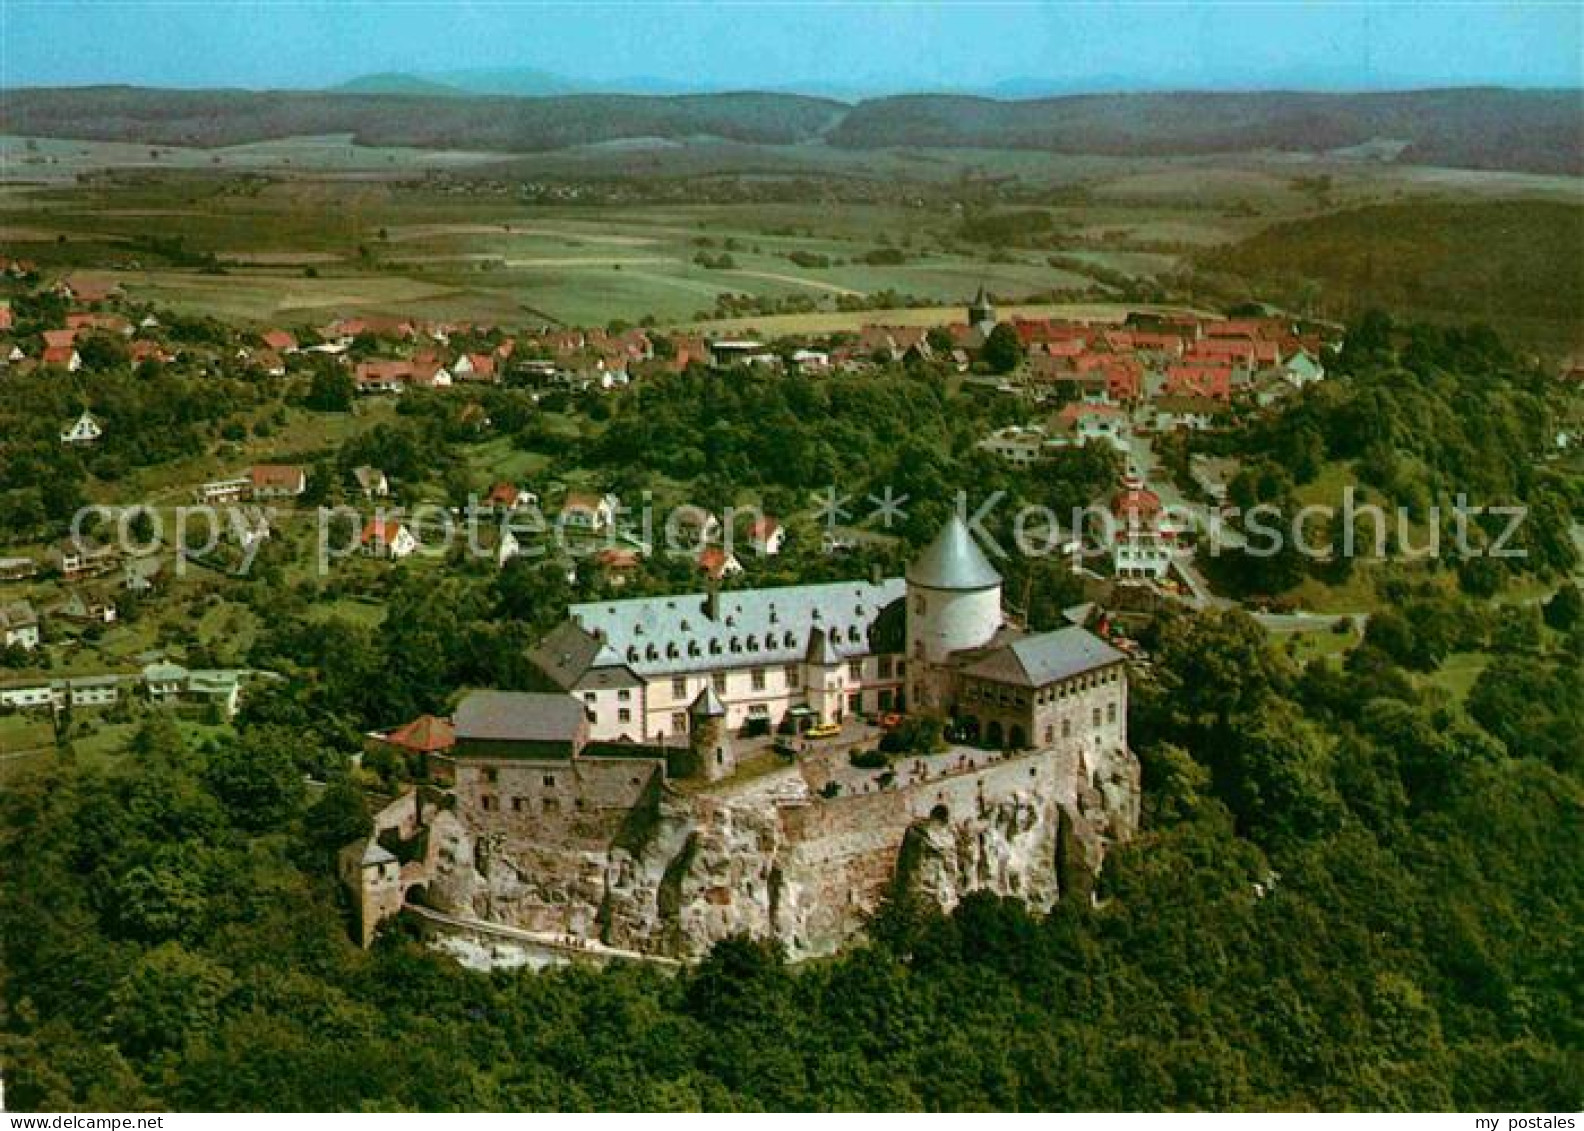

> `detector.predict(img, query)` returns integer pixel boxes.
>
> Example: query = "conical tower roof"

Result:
[689,684,726,718]
[907,514,1001,590]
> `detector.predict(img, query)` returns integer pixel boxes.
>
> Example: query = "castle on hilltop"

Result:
[344,516,1140,962]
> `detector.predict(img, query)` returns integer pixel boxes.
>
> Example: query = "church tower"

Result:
[968,285,997,334]
[905,514,1003,709]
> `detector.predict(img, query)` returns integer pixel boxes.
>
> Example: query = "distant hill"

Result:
[0,86,846,151]
[0,85,1578,173]
[329,72,464,97]
[430,67,588,98]
[829,89,1584,175]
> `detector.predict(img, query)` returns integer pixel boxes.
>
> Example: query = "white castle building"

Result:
[530,516,1128,759]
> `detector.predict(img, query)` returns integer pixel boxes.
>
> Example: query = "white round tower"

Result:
[906,514,1003,673]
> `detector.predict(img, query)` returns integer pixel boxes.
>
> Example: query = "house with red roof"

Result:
[361,518,419,559]
[698,545,744,581]
[1163,363,1234,403]
[249,464,306,500]
[453,352,498,383]
[54,275,123,304]
[1104,474,1180,581]
[67,312,133,337]
[747,515,785,557]
[260,329,299,353]
[42,345,82,372]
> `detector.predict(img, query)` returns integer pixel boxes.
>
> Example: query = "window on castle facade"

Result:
[785,665,800,688]
[618,708,631,723]
[1107,702,1117,723]
[712,672,727,694]
[751,668,766,691]
[848,660,863,680]
[672,677,687,699]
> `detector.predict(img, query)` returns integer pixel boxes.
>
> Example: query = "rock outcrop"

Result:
[418,741,1141,962]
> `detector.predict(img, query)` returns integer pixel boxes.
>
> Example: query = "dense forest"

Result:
[1195,202,1584,347]
[4,85,1579,174]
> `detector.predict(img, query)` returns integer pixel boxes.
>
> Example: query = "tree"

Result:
[981,323,1023,374]
[1543,582,1582,632]
[203,728,305,831]
[306,364,355,412]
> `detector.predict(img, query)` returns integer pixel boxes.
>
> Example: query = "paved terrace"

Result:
[684,718,1065,805]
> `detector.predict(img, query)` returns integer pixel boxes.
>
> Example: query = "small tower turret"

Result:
[686,684,734,781]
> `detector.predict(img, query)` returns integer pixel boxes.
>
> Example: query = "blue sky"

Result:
[2,1,1580,94]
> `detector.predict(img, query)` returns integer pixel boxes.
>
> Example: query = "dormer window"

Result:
[730,636,741,653]
[666,643,679,659]
[626,646,640,663]
[710,639,722,655]
[687,641,701,657]
[783,631,795,647]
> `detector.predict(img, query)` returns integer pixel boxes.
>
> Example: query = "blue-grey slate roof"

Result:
[906,514,1001,591]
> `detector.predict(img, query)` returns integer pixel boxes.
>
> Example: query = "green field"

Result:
[3,139,1576,336]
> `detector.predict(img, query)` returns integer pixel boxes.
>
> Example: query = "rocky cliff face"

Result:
[421,744,1141,961]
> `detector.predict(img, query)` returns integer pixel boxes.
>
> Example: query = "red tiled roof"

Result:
[1164,364,1233,402]
[250,464,304,490]
[384,713,455,753]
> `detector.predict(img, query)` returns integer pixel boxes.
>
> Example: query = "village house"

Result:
[1101,475,1182,581]
[361,518,420,560]
[0,600,41,651]
[194,476,251,505]
[697,545,744,581]
[593,547,641,587]
[978,424,1049,466]
[352,466,390,499]
[484,483,537,513]
[260,329,299,354]
[452,352,499,383]
[1150,395,1228,432]
[58,590,118,625]
[671,504,722,547]
[746,516,786,557]
[1050,400,1130,453]
[54,275,123,305]
[249,464,307,500]
[0,556,39,583]
[42,346,83,373]
[60,411,101,444]
[560,491,620,535]
[51,536,117,581]
[67,312,133,337]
